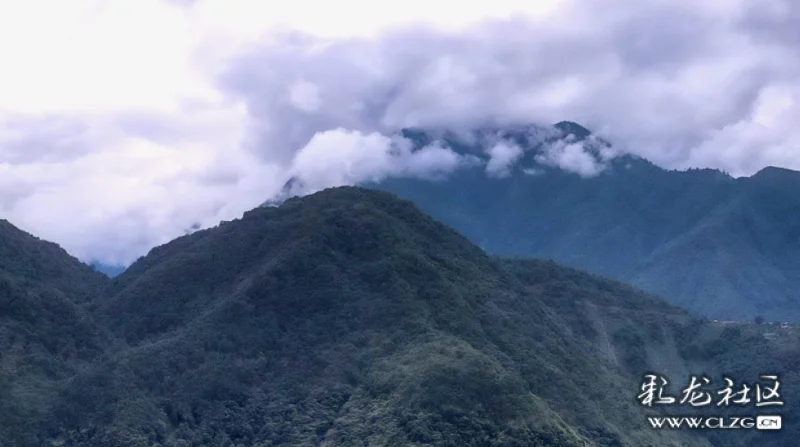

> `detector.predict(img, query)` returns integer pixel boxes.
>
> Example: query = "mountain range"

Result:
[1,188,798,446]
[306,121,800,323]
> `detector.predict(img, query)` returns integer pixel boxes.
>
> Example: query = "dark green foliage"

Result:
[612,327,647,371]
[0,219,107,303]
[0,222,111,445]
[0,272,111,445]
[374,135,800,322]
[0,187,797,446]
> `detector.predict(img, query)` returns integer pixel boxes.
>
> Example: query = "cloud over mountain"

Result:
[1,0,799,264]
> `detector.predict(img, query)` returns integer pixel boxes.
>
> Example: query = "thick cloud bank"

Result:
[1,0,799,264]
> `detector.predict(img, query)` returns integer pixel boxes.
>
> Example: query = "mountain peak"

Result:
[554,121,592,140]
[749,165,800,188]
[3,181,797,446]
[70,184,717,446]
[752,165,800,178]
[753,165,797,175]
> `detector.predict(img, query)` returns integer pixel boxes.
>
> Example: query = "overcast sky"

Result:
[1,0,799,265]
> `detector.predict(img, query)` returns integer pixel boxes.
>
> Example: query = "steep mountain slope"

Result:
[0,219,107,303]
[0,220,111,446]
[2,187,797,446]
[80,187,704,446]
[503,258,800,447]
[626,166,800,318]
[363,123,800,321]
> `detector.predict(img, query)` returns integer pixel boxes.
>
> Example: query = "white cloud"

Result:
[288,80,322,113]
[0,114,282,265]
[522,167,545,176]
[486,142,523,178]
[535,141,607,177]
[283,129,468,197]
[1,0,800,265]
[0,0,214,115]
[182,0,565,39]
[684,83,800,172]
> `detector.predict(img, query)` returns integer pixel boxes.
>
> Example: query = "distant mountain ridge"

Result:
[362,122,800,322]
[90,262,127,277]
[266,120,630,206]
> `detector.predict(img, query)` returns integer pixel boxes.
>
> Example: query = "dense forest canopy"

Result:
[0,187,796,446]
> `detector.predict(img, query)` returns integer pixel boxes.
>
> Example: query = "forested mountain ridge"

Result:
[0,220,112,445]
[0,219,107,303]
[0,187,796,446]
[354,122,800,322]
